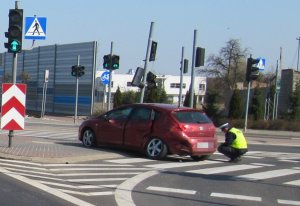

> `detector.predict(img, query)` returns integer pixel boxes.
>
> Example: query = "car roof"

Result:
[127,103,201,112]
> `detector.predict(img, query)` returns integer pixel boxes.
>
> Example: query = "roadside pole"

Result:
[244,81,251,132]
[178,46,184,107]
[189,30,197,108]
[8,1,20,148]
[74,55,80,124]
[140,22,154,103]
[107,41,113,111]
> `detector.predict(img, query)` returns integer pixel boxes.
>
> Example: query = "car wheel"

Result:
[191,155,210,161]
[146,138,168,160]
[82,129,96,147]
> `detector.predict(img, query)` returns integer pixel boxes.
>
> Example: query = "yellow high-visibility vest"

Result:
[229,127,248,149]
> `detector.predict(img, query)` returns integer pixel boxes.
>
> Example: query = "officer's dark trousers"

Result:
[218,143,248,160]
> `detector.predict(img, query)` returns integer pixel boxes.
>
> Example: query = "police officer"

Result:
[218,123,248,162]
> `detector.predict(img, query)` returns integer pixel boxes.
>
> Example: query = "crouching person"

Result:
[218,123,248,163]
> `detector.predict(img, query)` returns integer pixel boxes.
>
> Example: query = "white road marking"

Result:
[187,164,262,175]
[146,186,196,195]
[49,167,150,171]
[250,163,275,166]
[67,177,127,182]
[211,192,262,201]
[57,189,114,196]
[146,160,221,169]
[106,158,155,164]
[115,170,160,206]
[38,180,117,189]
[237,169,300,180]
[284,179,300,186]
[0,167,95,206]
[278,199,300,205]
[44,163,132,167]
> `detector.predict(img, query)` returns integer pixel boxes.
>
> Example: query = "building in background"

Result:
[95,70,207,106]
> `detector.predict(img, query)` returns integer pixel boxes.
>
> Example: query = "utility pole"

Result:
[140,22,154,103]
[297,37,300,72]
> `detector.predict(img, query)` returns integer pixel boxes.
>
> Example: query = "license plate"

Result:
[197,142,209,148]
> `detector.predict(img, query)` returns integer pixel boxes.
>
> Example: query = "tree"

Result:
[228,89,243,119]
[199,39,248,90]
[122,91,138,105]
[251,86,264,120]
[203,89,220,124]
[113,87,122,108]
[290,82,300,120]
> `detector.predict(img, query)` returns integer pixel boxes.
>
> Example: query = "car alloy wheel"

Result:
[146,138,167,160]
[82,129,95,147]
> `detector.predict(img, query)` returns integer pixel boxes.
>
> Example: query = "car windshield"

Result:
[174,111,212,124]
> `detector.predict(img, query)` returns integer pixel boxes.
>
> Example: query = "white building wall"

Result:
[96,70,206,105]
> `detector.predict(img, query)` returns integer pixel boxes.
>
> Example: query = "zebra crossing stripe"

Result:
[187,164,262,175]
[237,169,300,180]
[106,158,155,164]
[283,179,300,186]
[277,199,300,205]
[146,160,220,169]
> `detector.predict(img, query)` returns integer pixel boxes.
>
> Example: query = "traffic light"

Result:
[77,65,85,77]
[146,71,157,89]
[71,65,85,77]
[111,55,120,69]
[246,57,260,82]
[183,59,188,73]
[71,65,78,77]
[131,67,145,88]
[195,47,205,67]
[149,41,157,61]
[103,54,111,69]
[5,9,23,53]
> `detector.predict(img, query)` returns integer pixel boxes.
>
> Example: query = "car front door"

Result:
[97,107,132,145]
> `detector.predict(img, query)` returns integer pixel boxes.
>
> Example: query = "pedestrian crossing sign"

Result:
[25,17,47,40]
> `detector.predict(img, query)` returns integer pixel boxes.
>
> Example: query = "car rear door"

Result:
[123,107,154,149]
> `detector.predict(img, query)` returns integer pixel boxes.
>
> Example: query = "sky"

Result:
[1,0,300,76]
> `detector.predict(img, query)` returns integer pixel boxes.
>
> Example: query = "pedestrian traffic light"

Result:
[246,57,260,82]
[111,55,120,69]
[4,9,23,53]
[103,54,111,69]
[146,71,157,89]
[149,41,157,62]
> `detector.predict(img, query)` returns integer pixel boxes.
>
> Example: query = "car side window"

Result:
[107,107,132,121]
[130,108,152,121]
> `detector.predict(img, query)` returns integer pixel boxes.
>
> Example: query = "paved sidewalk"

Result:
[0,115,123,163]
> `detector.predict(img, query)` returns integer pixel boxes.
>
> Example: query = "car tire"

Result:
[82,129,96,147]
[191,155,210,161]
[145,138,168,160]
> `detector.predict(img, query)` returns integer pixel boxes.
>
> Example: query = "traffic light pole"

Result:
[178,47,184,107]
[189,30,197,108]
[8,1,21,147]
[107,42,113,111]
[74,55,80,124]
[140,22,154,103]
[244,80,251,132]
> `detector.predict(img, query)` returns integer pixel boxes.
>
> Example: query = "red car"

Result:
[79,103,217,160]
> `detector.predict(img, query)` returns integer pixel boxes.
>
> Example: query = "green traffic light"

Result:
[10,40,21,52]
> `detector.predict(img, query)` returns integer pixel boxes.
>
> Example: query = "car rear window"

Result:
[173,111,212,124]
